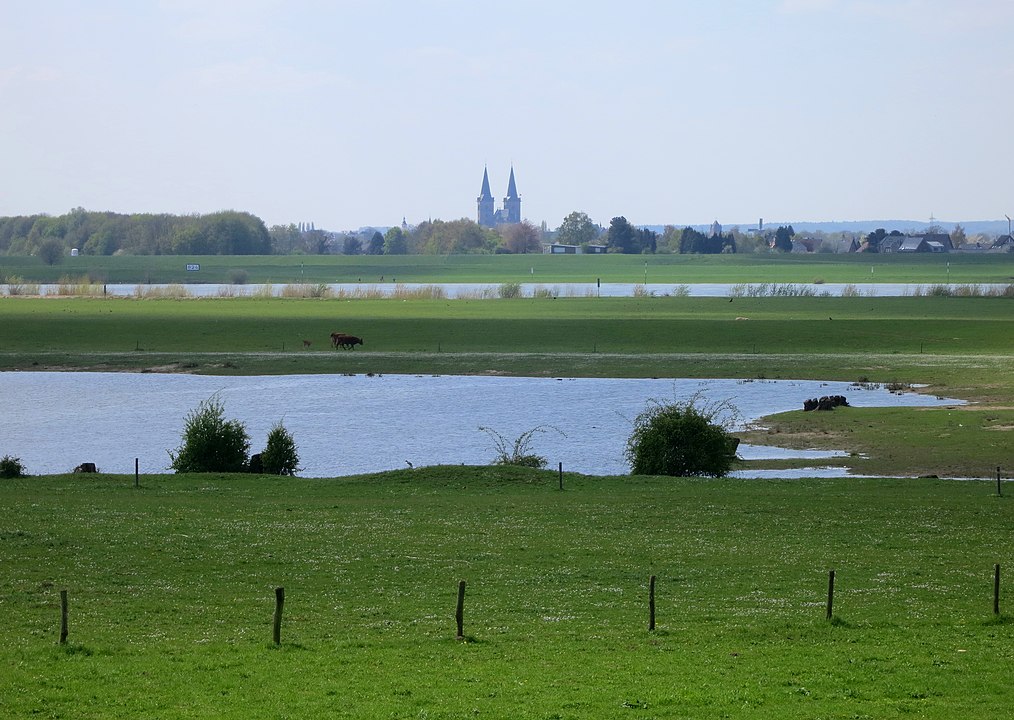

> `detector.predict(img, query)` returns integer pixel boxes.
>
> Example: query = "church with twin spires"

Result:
[476,166,521,228]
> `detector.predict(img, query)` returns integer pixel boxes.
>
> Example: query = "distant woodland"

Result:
[0,209,271,258]
[5,207,960,261]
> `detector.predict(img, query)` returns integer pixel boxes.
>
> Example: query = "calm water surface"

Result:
[0,373,962,477]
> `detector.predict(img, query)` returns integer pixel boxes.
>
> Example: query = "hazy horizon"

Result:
[3,2,1012,231]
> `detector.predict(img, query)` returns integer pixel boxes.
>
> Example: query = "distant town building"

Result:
[709,220,723,237]
[477,167,522,228]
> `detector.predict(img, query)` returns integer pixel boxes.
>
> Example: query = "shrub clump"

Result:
[625,396,740,477]
[479,425,565,469]
[498,282,523,299]
[259,421,301,476]
[0,455,26,478]
[168,395,250,473]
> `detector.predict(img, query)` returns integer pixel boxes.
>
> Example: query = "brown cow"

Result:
[330,332,363,350]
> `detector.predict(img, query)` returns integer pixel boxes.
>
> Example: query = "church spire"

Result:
[505,165,519,200]
[477,166,495,227]
[478,167,493,201]
[502,165,521,224]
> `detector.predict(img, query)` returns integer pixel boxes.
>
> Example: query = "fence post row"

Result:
[54,565,1005,646]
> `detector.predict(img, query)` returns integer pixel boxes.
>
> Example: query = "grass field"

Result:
[3,260,1014,716]
[3,251,1014,284]
[2,469,1011,719]
[1,294,1011,400]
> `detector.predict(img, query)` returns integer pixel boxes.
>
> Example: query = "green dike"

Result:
[2,469,1012,718]
[3,250,1014,283]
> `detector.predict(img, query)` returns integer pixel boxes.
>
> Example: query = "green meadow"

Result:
[3,251,1014,284]
[3,262,1014,718]
[2,470,1012,719]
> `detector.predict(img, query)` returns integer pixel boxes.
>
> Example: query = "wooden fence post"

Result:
[559,462,563,491]
[648,575,656,632]
[995,564,1001,616]
[826,569,835,620]
[59,590,68,644]
[273,587,285,645]
[455,580,466,640]
[998,467,1003,497]
[134,457,139,488]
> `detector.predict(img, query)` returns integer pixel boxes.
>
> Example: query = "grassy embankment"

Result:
[2,294,1012,477]
[2,469,1012,719]
[3,251,1014,284]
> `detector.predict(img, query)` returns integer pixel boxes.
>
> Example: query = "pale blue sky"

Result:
[2,0,1011,231]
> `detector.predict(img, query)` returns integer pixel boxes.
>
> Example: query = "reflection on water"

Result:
[0,373,961,478]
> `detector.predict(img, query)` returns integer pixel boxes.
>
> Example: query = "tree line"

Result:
[0,208,270,259]
[3,207,877,260]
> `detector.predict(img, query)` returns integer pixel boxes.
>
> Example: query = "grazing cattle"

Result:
[302,339,312,349]
[74,463,98,473]
[330,332,363,350]
[803,395,850,411]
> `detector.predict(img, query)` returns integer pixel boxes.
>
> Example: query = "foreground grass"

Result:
[2,468,1012,719]
[3,251,1014,284]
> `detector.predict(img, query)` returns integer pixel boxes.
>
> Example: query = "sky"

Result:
[2,0,1012,231]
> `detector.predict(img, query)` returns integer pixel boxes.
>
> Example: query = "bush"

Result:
[498,282,522,299]
[479,425,565,469]
[0,455,26,478]
[625,396,740,477]
[260,421,300,476]
[168,395,250,473]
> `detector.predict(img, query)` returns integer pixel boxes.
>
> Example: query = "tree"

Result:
[260,421,300,476]
[168,395,250,473]
[606,216,638,253]
[950,224,967,248]
[499,220,542,253]
[341,235,362,255]
[625,396,739,477]
[383,226,408,255]
[37,237,64,265]
[660,225,682,253]
[412,218,496,254]
[555,211,601,246]
[366,231,385,255]
[773,225,795,252]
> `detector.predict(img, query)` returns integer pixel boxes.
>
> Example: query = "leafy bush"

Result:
[625,396,740,477]
[498,282,522,299]
[479,425,565,469]
[260,421,301,476]
[0,455,26,478]
[168,395,250,473]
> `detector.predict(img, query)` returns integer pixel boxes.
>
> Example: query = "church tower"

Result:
[477,167,495,228]
[502,166,521,224]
